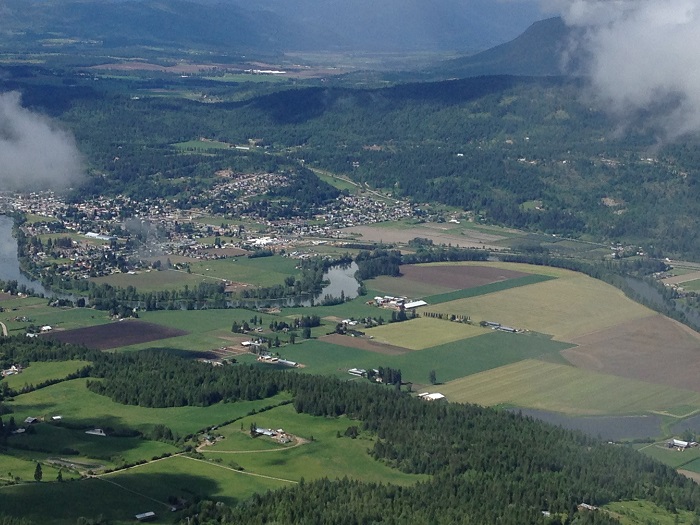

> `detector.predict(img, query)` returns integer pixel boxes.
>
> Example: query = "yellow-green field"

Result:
[90,268,222,292]
[363,317,487,350]
[435,359,700,416]
[422,273,653,341]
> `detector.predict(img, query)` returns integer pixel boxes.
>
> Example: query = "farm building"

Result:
[135,511,156,522]
[85,428,107,437]
[348,368,366,377]
[255,427,276,437]
[24,417,38,424]
[419,393,446,401]
[278,359,298,367]
[668,438,693,449]
[404,300,428,310]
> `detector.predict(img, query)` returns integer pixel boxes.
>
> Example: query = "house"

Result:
[24,417,38,424]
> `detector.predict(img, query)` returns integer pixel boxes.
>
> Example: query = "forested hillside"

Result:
[4,339,700,524]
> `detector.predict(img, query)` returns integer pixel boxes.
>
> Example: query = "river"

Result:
[0,215,54,296]
[0,215,360,307]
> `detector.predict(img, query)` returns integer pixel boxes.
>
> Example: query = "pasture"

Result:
[604,500,699,525]
[5,379,292,437]
[204,403,426,485]
[363,317,487,350]
[1,360,91,390]
[90,268,221,292]
[436,359,700,417]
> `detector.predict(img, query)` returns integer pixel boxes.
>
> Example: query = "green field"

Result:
[437,360,700,416]
[204,404,427,485]
[5,379,292,437]
[636,443,700,470]
[427,274,653,341]
[173,138,235,150]
[363,317,487,350]
[2,302,113,334]
[188,255,300,287]
[1,360,91,390]
[604,500,700,525]
[90,268,221,293]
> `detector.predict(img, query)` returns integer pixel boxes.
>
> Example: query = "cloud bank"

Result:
[545,0,700,140]
[0,91,85,190]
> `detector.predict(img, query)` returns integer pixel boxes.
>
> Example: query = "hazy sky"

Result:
[544,0,700,140]
[0,91,84,190]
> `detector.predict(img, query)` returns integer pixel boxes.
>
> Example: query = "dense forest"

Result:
[3,338,700,524]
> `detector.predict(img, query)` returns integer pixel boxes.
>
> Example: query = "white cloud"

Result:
[545,0,700,140]
[0,91,85,190]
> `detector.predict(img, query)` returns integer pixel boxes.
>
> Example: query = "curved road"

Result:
[0,322,7,337]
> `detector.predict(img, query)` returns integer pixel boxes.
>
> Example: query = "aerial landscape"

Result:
[4,0,700,523]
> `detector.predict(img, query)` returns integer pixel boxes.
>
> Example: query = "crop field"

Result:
[42,320,189,350]
[364,317,487,350]
[321,333,410,355]
[369,263,535,298]
[1,360,91,390]
[563,314,700,392]
[388,331,572,385]
[436,359,700,416]
[5,379,292,436]
[427,274,653,341]
[423,273,555,305]
[204,404,427,485]
[343,224,507,249]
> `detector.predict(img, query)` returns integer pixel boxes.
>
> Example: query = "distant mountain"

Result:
[432,17,579,78]
[0,0,544,54]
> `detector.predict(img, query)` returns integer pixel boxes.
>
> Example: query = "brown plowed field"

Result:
[321,333,410,356]
[562,314,700,391]
[41,320,188,350]
[399,264,529,290]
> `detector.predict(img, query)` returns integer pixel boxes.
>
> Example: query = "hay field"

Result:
[426,273,653,341]
[435,359,700,416]
[364,317,487,350]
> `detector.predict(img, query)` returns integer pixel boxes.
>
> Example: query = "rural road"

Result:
[0,322,7,336]
[197,437,308,454]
